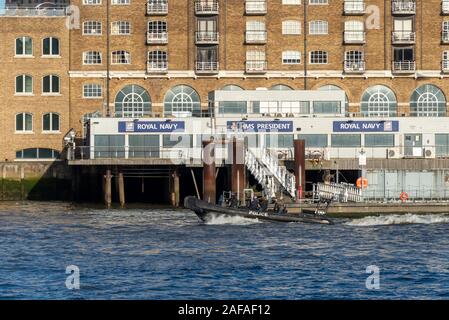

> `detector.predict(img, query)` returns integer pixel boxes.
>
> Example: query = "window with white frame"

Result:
[111,51,131,64]
[42,37,60,56]
[112,0,130,4]
[310,0,328,4]
[42,75,60,94]
[15,75,33,94]
[345,50,364,70]
[282,0,300,4]
[309,20,328,34]
[246,50,266,62]
[42,113,60,132]
[83,21,102,35]
[111,21,131,35]
[443,21,449,41]
[83,0,101,4]
[344,20,364,41]
[16,113,33,132]
[83,51,102,64]
[148,50,168,69]
[148,20,167,33]
[15,36,33,56]
[282,51,301,64]
[282,20,301,35]
[83,84,102,98]
[309,50,328,64]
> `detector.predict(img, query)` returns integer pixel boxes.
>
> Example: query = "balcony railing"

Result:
[442,60,449,73]
[245,1,267,15]
[392,31,416,44]
[195,31,219,44]
[344,31,366,43]
[246,60,268,73]
[147,61,168,73]
[344,1,365,14]
[196,61,219,73]
[146,2,168,15]
[442,31,449,43]
[0,8,67,16]
[245,31,267,44]
[443,1,449,14]
[392,61,416,73]
[146,32,168,44]
[392,1,416,14]
[195,1,219,15]
[344,60,365,73]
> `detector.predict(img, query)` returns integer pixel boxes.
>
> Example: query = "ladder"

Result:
[245,148,296,200]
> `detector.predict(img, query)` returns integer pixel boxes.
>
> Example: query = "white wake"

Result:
[204,214,260,225]
[346,213,449,226]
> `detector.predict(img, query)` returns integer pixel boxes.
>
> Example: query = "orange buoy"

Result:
[356,177,368,189]
[399,192,409,203]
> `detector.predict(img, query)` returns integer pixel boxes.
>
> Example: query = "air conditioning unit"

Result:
[386,148,401,159]
[425,148,434,158]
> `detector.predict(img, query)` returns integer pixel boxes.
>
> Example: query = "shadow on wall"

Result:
[0,161,72,201]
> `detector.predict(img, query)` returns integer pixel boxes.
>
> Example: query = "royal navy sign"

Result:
[333,121,399,132]
[118,121,185,133]
[227,121,294,133]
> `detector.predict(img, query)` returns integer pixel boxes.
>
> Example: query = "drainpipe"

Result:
[303,1,308,90]
[106,0,111,117]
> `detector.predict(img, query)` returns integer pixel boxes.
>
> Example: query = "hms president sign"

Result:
[333,121,399,132]
[227,121,294,133]
[118,121,185,133]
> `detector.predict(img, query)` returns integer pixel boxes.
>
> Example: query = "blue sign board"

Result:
[118,121,185,133]
[333,121,399,132]
[227,121,294,133]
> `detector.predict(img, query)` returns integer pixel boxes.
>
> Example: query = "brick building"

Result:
[2,0,449,162]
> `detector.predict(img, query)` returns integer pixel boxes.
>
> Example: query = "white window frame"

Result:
[42,112,60,133]
[42,75,60,95]
[282,20,301,35]
[309,51,328,64]
[82,21,102,36]
[83,84,103,99]
[83,51,103,65]
[282,51,301,64]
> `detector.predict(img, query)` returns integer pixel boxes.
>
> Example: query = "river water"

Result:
[0,202,448,300]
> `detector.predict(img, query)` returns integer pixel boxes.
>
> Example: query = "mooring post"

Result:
[231,138,246,205]
[118,171,125,208]
[170,168,180,207]
[104,169,112,208]
[294,139,306,201]
[202,140,216,204]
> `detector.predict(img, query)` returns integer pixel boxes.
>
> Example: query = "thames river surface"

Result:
[0,201,448,300]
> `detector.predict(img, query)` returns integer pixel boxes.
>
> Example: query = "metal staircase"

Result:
[245,148,296,200]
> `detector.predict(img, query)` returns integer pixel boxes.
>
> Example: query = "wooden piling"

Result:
[118,171,125,208]
[231,138,246,205]
[104,169,112,208]
[294,139,306,200]
[202,140,216,204]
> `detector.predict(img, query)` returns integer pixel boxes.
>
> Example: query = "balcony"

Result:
[344,1,365,15]
[443,31,449,43]
[245,31,267,44]
[146,2,168,15]
[195,31,219,44]
[392,31,415,44]
[146,32,168,44]
[344,60,365,73]
[147,61,168,73]
[196,61,219,74]
[442,60,449,73]
[195,1,219,15]
[245,1,267,15]
[443,1,449,14]
[344,31,366,44]
[392,1,416,15]
[245,60,267,73]
[392,61,416,73]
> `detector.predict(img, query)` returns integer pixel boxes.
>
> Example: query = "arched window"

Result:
[361,85,397,117]
[164,85,201,117]
[15,36,33,56]
[114,85,152,117]
[42,37,59,56]
[270,84,293,90]
[218,85,246,114]
[43,75,60,94]
[16,148,60,160]
[43,112,60,132]
[16,113,33,132]
[15,75,33,94]
[410,84,446,117]
[318,85,349,115]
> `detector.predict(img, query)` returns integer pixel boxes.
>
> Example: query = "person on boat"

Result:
[249,196,260,211]
[258,197,268,213]
[230,194,239,208]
